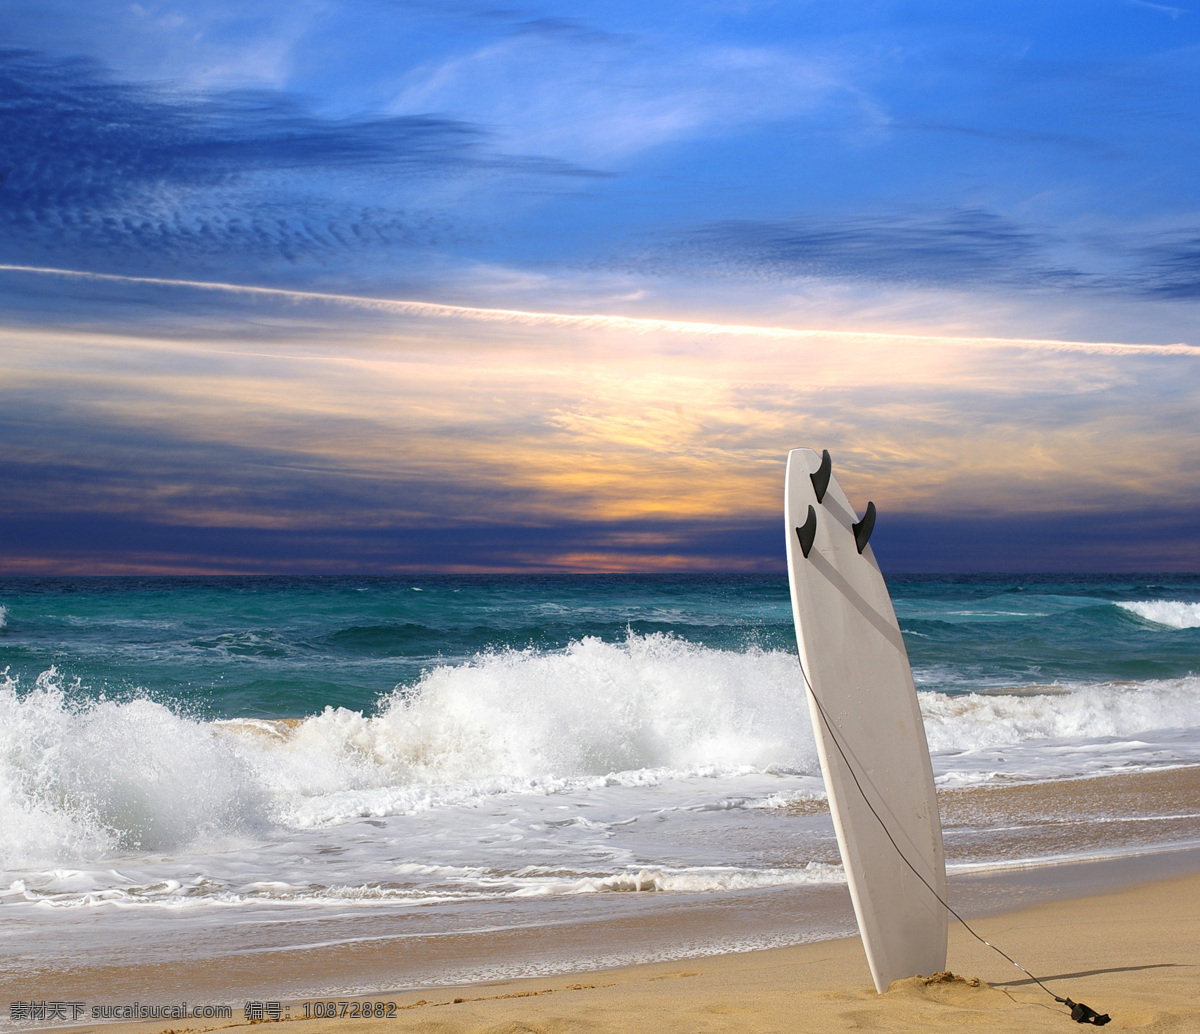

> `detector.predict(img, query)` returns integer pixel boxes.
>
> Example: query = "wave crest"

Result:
[234,634,819,826]
[1117,600,1200,629]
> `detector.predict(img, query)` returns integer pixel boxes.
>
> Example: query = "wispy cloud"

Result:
[2,263,1195,355]
[626,207,1200,306]
[1136,231,1200,298]
[0,0,326,88]
[388,27,850,163]
[1126,0,1190,18]
[638,209,1085,290]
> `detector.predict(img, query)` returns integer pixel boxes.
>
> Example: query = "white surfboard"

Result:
[785,448,946,993]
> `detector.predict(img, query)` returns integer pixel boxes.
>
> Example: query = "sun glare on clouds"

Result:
[1,268,1196,573]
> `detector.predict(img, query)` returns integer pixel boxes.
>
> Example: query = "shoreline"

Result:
[5,769,1199,1032]
[9,855,1200,1033]
[4,769,1199,993]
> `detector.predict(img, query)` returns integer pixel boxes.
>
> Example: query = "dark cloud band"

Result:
[0,48,597,276]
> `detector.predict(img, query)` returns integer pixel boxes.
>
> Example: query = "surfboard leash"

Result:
[795,656,1111,1026]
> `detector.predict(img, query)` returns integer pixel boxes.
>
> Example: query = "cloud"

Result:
[884,118,1115,158]
[388,28,849,163]
[7,508,1200,574]
[873,509,1200,573]
[625,207,1200,306]
[636,209,1093,291]
[489,13,635,47]
[0,0,326,88]
[1125,0,1189,18]
[1136,231,1200,298]
[2,297,1198,575]
[0,48,596,274]
[5,263,1196,355]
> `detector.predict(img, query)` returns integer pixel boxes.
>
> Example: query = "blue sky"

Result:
[2,1,1199,572]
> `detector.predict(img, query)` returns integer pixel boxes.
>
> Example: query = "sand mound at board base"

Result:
[860,971,1015,1027]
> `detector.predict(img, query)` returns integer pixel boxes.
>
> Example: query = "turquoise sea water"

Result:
[3,573,1198,720]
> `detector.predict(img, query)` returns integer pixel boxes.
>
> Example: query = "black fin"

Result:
[852,501,876,554]
[795,505,817,558]
[810,449,832,503]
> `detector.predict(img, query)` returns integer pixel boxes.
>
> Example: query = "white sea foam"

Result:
[273,633,814,792]
[1118,600,1200,629]
[921,676,1200,752]
[194,634,818,831]
[0,637,816,867]
[3,636,1200,874]
[0,853,847,911]
[0,668,271,869]
[505,863,844,896]
[0,604,7,629]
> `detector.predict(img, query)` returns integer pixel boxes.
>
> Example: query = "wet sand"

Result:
[939,765,1200,865]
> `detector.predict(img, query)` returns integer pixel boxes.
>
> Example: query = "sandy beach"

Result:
[11,856,1197,1034]
[343,868,1200,1032]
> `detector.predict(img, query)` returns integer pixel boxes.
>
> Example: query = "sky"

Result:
[2,0,1199,573]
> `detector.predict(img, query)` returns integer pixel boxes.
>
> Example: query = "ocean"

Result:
[2,574,1200,996]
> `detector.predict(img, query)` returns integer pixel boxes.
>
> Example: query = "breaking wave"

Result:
[3,634,1200,869]
[1117,600,1200,630]
[0,668,272,869]
[920,676,1200,751]
[0,637,813,868]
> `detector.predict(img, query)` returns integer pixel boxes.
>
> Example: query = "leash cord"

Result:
[796,655,1066,1002]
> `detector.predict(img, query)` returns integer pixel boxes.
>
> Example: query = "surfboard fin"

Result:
[796,505,817,558]
[853,501,876,554]
[810,449,832,503]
